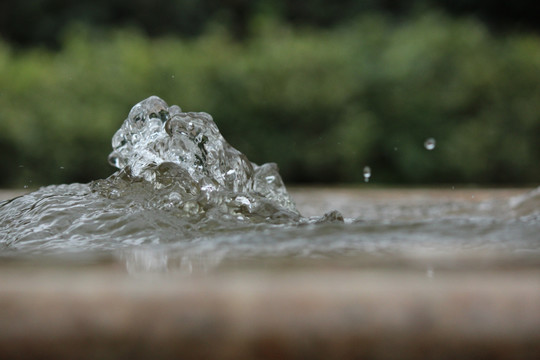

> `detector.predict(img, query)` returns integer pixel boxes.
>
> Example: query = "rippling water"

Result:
[1,96,539,273]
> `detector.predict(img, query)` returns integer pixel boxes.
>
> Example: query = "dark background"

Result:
[1,0,539,187]
[2,1,540,47]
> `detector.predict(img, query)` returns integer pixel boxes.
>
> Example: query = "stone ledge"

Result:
[1,267,539,359]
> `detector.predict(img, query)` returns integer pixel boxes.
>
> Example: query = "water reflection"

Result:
[121,247,225,275]
[115,186,540,275]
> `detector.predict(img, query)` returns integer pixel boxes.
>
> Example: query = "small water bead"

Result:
[165,116,197,137]
[201,183,216,192]
[157,109,170,123]
[131,112,144,125]
[168,192,182,203]
[426,267,434,279]
[195,133,206,144]
[146,117,164,133]
[164,118,181,136]
[363,166,371,183]
[108,153,121,167]
[112,131,127,150]
[168,105,182,117]
[235,196,251,207]
[424,138,436,150]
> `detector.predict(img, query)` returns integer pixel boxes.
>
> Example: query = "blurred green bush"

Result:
[0,13,539,186]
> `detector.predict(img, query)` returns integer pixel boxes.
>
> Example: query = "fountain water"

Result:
[0,96,538,272]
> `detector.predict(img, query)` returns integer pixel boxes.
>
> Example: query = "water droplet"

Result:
[59,166,64,170]
[394,147,398,151]
[164,118,180,136]
[168,192,182,203]
[158,109,169,123]
[201,184,216,192]
[183,201,200,215]
[363,166,371,183]
[108,152,121,168]
[235,196,251,208]
[424,138,436,150]
[23,185,28,189]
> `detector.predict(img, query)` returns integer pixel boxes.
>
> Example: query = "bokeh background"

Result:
[1,0,539,187]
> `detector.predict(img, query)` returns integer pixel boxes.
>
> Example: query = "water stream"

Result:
[1,96,539,273]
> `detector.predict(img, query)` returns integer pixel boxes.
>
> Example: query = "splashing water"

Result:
[104,96,299,219]
[0,96,539,273]
[0,96,310,252]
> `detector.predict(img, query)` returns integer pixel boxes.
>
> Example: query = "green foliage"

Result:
[2,1,539,48]
[1,13,539,186]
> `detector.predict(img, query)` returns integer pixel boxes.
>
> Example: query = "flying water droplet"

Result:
[424,138,436,150]
[426,267,434,279]
[363,166,371,183]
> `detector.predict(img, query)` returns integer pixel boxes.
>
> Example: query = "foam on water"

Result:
[0,96,539,272]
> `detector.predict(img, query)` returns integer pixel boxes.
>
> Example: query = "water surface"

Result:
[1,97,538,273]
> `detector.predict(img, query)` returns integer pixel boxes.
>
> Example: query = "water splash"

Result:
[102,96,299,218]
[0,96,316,253]
[0,97,538,274]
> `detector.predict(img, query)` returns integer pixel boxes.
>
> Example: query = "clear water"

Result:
[1,96,539,273]
[424,137,436,150]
